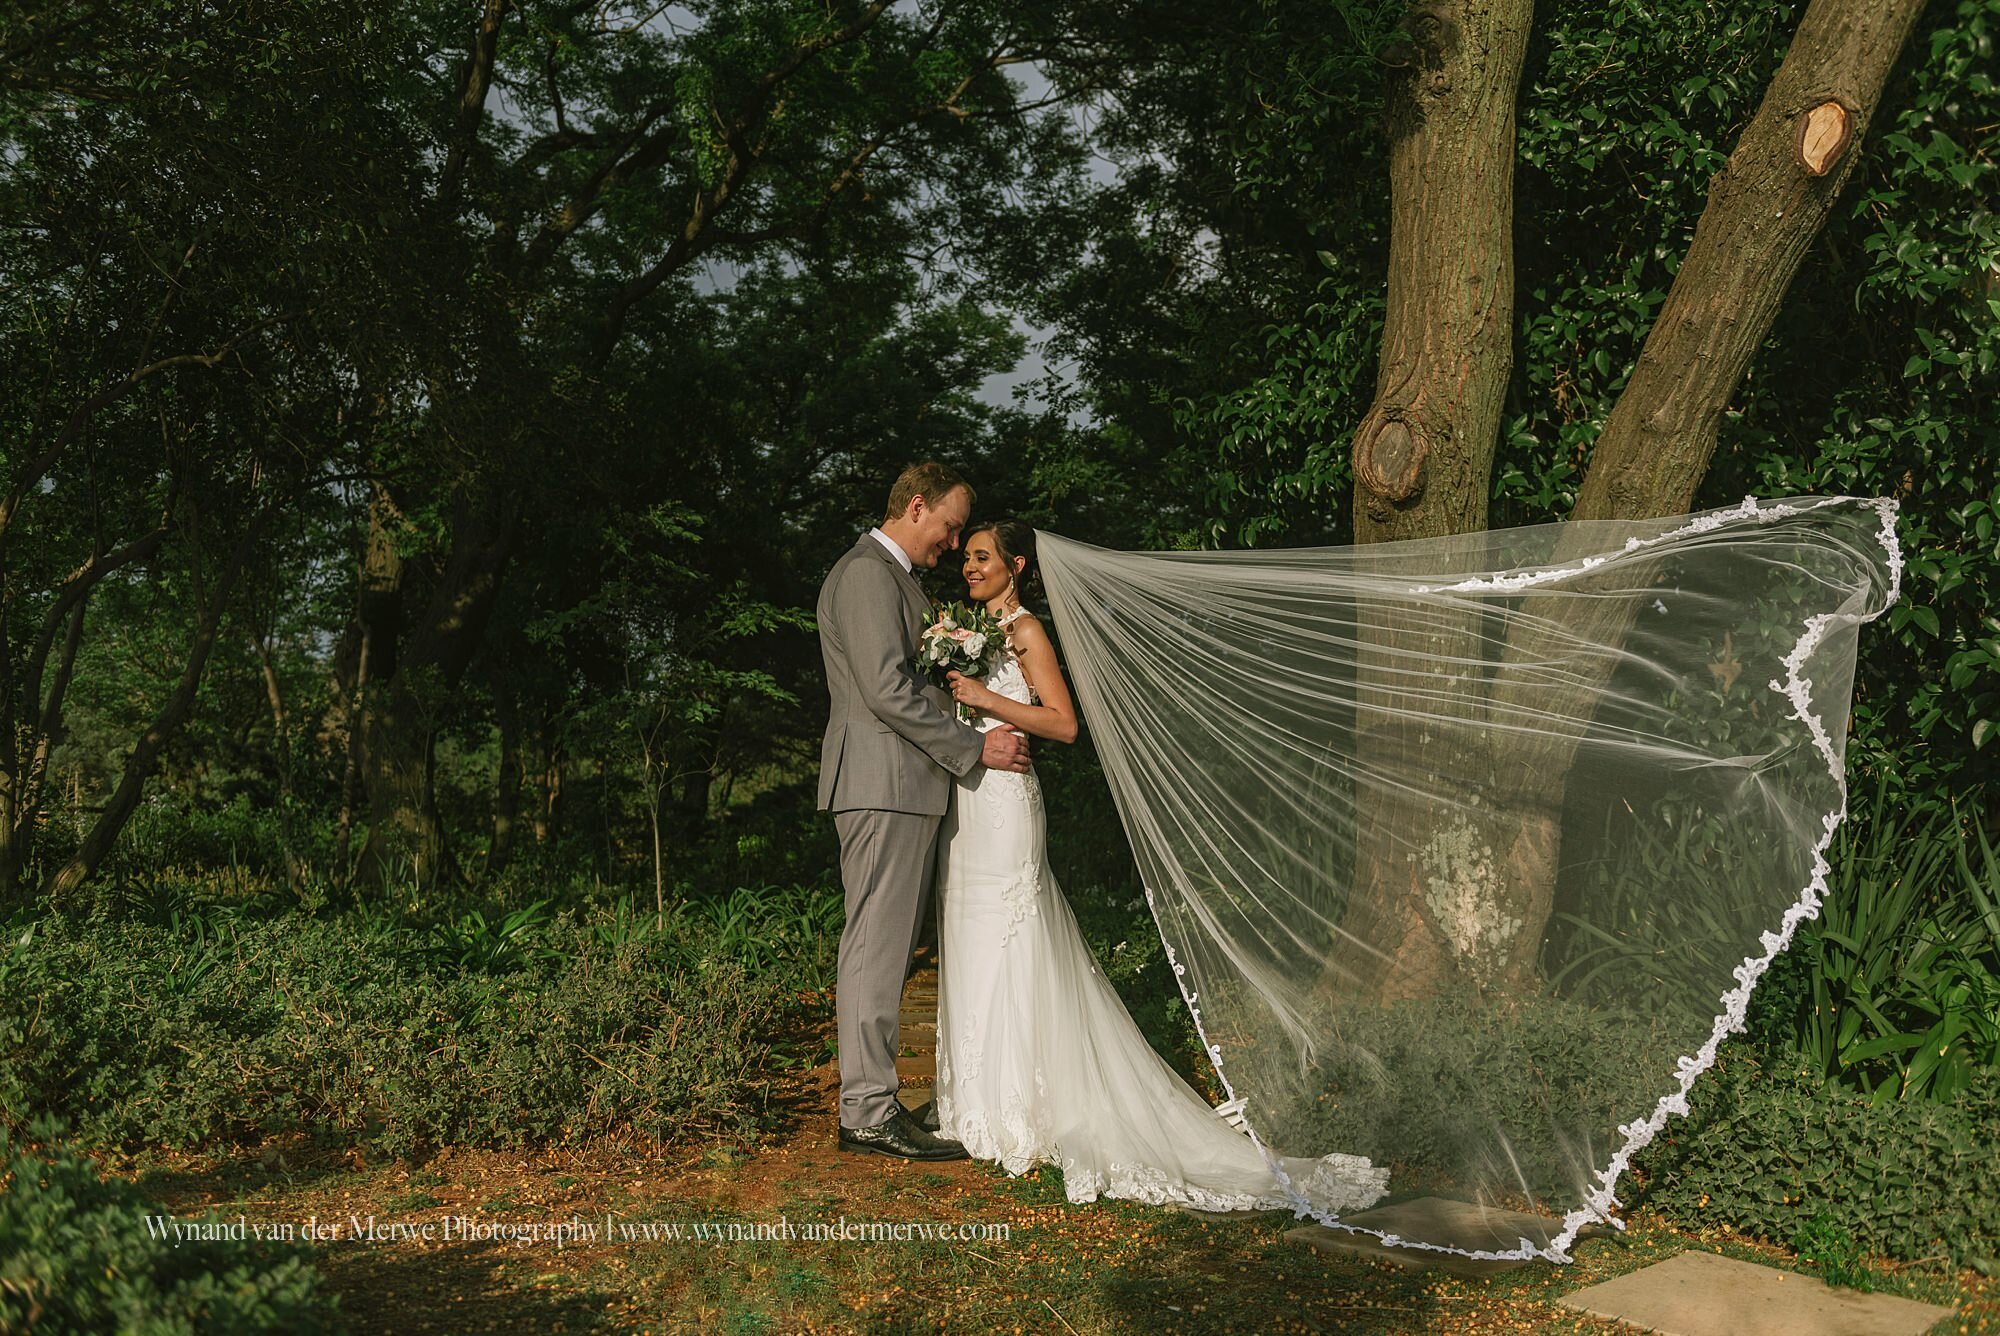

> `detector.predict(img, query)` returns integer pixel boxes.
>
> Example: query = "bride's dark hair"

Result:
[974,518,1044,609]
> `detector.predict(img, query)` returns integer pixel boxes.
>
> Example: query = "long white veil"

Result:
[1037,495,1901,1261]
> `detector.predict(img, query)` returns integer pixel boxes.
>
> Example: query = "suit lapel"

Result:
[859,534,930,636]
[894,566,928,629]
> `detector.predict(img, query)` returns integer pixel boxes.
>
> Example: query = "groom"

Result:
[817,461,1030,1160]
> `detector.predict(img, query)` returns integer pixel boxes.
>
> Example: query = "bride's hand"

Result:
[946,671,993,711]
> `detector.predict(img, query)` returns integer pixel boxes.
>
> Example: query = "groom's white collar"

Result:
[867,527,914,573]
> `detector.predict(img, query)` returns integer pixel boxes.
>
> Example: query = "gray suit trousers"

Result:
[834,808,941,1129]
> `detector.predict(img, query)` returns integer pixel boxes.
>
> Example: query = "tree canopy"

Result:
[1,0,1991,910]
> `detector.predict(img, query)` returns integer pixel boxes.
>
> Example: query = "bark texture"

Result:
[1573,0,1928,523]
[1338,0,1927,999]
[353,487,518,889]
[1352,0,1535,541]
[1340,0,1536,1000]
[1473,0,1928,988]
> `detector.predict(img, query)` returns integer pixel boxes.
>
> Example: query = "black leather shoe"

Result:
[838,1107,968,1161]
[908,1099,941,1132]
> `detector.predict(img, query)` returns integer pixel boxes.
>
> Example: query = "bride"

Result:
[928,519,1389,1214]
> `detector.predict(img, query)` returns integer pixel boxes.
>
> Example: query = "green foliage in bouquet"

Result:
[914,601,1005,721]
[914,602,1004,678]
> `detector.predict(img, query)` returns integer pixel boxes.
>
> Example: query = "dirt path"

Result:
[119,963,1997,1334]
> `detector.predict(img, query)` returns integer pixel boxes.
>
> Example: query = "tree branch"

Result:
[0,308,303,540]
[518,107,672,272]
[439,0,511,208]
[24,597,85,809]
[516,1,895,275]
[1573,0,1930,521]
[22,519,173,726]
[47,496,289,900]
[590,38,1033,359]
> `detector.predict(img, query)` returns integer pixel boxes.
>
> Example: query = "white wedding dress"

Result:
[933,611,1389,1214]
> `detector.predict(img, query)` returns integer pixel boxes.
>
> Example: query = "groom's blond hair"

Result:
[883,461,973,523]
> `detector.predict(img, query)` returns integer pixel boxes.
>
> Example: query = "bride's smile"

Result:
[960,536,1019,610]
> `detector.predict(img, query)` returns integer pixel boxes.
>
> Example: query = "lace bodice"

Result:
[975,609,1038,731]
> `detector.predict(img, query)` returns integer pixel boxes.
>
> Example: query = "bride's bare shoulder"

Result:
[1004,610,1049,646]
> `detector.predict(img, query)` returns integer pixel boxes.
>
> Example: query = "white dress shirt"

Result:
[869,527,915,573]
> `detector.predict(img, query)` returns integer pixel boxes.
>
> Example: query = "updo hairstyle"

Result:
[976,518,1044,609]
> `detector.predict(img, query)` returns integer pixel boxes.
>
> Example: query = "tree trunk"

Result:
[675,722,718,842]
[599,748,614,879]
[0,616,18,905]
[353,486,518,890]
[348,474,454,891]
[333,630,370,885]
[1469,0,1930,985]
[0,602,81,904]
[1352,0,1533,543]
[484,699,521,879]
[253,627,306,892]
[2,521,165,903]
[341,481,400,884]
[531,719,563,845]
[1575,0,1927,522]
[1337,0,1536,1000]
[357,699,454,891]
[27,599,88,825]
[48,512,274,899]
[1338,0,1927,998]
[648,778,667,927]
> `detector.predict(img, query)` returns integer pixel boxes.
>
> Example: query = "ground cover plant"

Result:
[0,1124,345,1334]
[0,882,830,1162]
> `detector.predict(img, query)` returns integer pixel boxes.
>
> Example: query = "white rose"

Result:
[963,633,987,658]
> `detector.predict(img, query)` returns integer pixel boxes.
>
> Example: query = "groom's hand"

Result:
[980,726,1031,773]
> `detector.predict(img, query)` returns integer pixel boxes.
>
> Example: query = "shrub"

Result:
[0,903,808,1160]
[697,883,842,981]
[1790,792,2000,1101]
[0,1125,343,1333]
[1792,1211,1878,1292]
[1549,775,2000,1103]
[1637,1054,2000,1264]
[1223,989,1688,1203]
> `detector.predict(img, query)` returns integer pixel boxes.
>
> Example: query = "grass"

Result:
[94,1091,1993,1336]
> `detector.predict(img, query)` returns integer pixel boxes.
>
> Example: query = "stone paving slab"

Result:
[1557,1250,1956,1336]
[1287,1196,1572,1277]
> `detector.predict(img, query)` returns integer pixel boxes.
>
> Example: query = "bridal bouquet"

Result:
[915,602,1002,722]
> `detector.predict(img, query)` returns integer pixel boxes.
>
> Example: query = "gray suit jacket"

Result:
[817,535,984,815]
